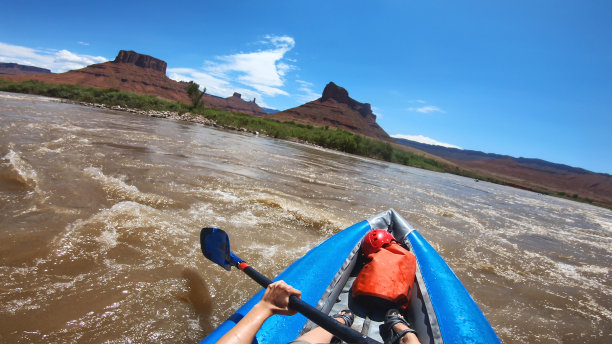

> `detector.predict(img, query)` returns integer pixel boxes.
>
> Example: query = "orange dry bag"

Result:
[351,242,417,310]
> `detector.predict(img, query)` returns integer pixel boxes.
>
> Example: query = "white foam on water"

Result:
[244,242,280,261]
[553,261,611,292]
[187,202,228,225]
[3,149,39,188]
[48,274,88,295]
[0,92,61,102]
[84,167,174,207]
[97,228,119,250]
[209,189,240,203]
[53,201,142,258]
[249,189,347,234]
[245,241,315,262]
[589,214,612,234]
[37,146,64,154]
[54,200,204,272]
[229,210,259,227]
[4,297,41,314]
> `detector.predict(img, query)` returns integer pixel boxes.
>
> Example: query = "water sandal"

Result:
[382,309,417,344]
[330,309,355,343]
[332,309,355,327]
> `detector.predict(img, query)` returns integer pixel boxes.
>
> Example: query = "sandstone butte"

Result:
[2,50,267,116]
[267,82,393,142]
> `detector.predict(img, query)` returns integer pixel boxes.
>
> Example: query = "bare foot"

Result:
[332,309,354,326]
[387,311,420,344]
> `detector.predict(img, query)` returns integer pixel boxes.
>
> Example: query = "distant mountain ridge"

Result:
[0,63,52,75]
[267,82,392,141]
[262,107,280,114]
[394,138,594,175]
[395,137,612,206]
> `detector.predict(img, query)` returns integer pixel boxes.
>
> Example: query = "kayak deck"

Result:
[300,233,427,343]
[198,209,500,344]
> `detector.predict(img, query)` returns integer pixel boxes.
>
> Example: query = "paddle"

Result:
[200,227,382,344]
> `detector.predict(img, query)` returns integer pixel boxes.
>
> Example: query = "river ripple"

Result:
[0,92,610,343]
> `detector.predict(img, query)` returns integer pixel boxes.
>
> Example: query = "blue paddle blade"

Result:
[200,228,234,271]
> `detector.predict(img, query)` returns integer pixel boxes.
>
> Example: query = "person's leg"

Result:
[383,309,421,344]
[390,317,420,344]
[292,310,353,344]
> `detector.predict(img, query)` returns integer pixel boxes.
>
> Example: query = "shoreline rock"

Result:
[66,100,263,136]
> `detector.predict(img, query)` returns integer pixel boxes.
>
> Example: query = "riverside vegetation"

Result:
[0,79,604,208]
[0,79,447,171]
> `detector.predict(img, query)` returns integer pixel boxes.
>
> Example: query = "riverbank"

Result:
[0,79,449,171]
[1,79,609,209]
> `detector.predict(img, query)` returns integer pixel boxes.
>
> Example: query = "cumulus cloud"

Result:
[168,35,298,108]
[295,79,319,103]
[0,42,107,73]
[168,67,269,107]
[392,134,461,149]
[407,105,445,114]
[167,67,233,96]
[204,35,295,96]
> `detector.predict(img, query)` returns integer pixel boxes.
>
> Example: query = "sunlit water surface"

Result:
[1,92,610,343]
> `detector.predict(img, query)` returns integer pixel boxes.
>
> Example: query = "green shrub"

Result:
[0,79,469,174]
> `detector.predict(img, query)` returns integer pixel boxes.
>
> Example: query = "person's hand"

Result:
[258,280,301,316]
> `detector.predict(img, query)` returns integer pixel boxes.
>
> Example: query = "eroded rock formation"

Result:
[113,50,167,73]
[267,82,391,141]
[2,50,267,116]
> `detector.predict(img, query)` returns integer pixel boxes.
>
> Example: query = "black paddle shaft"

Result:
[241,265,382,344]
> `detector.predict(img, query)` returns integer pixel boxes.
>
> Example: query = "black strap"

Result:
[391,329,417,344]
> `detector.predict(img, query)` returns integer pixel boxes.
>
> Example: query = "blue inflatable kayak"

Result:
[199,209,501,343]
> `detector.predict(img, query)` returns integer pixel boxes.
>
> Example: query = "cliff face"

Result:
[0,63,52,75]
[267,82,391,141]
[321,82,374,119]
[2,50,267,116]
[113,50,167,73]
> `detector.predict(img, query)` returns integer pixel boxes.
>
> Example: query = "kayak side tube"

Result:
[198,220,372,344]
[407,230,501,344]
[370,209,501,344]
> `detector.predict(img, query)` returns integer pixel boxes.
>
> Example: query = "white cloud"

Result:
[0,42,107,73]
[167,67,271,108]
[392,134,462,149]
[372,106,383,118]
[251,84,289,97]
[295,79,319,103]
[53,49,106,71]
[167,67,233,96]
[168,35,299,108]
[407,105,445,114]
[204,35,296,96]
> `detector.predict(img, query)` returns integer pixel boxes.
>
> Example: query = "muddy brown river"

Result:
[0,92,610,343]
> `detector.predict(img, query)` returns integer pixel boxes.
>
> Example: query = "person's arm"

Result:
[217,280,301,344]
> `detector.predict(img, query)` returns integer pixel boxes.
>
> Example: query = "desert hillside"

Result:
[3,50,267,116]
[267,82,392,141]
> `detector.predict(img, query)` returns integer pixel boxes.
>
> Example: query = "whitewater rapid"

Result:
[1,92,610,343]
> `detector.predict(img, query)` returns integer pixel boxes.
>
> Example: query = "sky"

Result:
[1,1,611,174]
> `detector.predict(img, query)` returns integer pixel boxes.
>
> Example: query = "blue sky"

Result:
[1,1,611,174]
